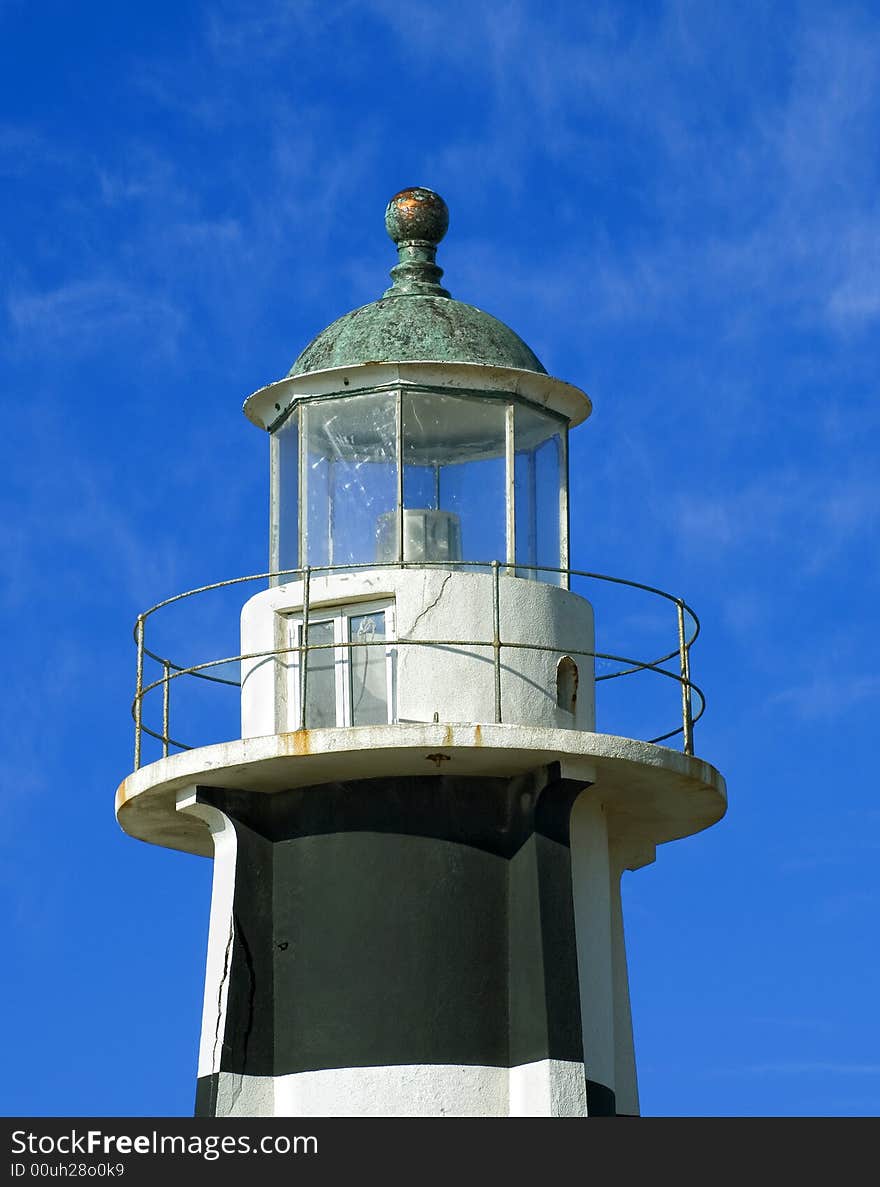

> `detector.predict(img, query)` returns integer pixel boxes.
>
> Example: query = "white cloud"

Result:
[771,674,880,722]
[0,121,72,179]
[673,469,880,575]
[0,439,182,613]
[7,277,185,357]
[364,0,880,335]
[716,1062,880,1077]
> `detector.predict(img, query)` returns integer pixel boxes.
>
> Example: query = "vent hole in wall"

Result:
[556,656,578,716]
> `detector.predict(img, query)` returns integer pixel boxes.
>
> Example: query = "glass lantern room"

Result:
[270,388,569,585]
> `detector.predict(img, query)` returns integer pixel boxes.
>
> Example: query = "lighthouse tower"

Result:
[116,188,726,1118]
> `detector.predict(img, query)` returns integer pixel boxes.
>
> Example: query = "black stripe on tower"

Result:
[193,766,615,1114]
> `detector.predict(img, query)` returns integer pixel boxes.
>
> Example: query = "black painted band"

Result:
[198,765,586,856]
[195,770,590,1097]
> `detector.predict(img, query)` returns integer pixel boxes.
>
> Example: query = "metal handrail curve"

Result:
[131,560,703,769]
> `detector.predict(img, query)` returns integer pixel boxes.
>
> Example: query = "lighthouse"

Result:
[116,188,727,1118]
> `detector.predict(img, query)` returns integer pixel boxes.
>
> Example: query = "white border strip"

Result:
[176,788,238,1078]
[205,1060,587,1117]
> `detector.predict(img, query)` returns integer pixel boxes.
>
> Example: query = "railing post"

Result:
[299,566,311,730]
[677,601,694,755]
[162,660,171,759]
[134,616,144,770]
[492,560,502,724]
[396,388,404,565]
[504,404,516,575]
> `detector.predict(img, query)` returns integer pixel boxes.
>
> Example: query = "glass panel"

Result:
[303,403,330,571]
[273,410,299,581]
[514,404,563,584]
[304,619,337,728]
[303,395,398,570]
[514,448,537,571]
[535,435,562,576]
[402,392,506,567]
[349,612,388,726]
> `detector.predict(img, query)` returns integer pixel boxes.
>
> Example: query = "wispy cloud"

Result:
[205,0,359,61]
[13,0,874,387]
[714,1062,880,1077]
[817,891,880,926]
[6,277,185,357]
[826,220,880,327]
[782,850,880,874]
[673,467,880,575]
[359,0,880,337]
[0,121,73,179]
[744,1015,834,1032]
[771,673,880,722]
[0,439,182,612]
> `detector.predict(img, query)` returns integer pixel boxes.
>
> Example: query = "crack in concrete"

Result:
[212,915,234,1077]
[230,909,256,1111]
[402,572,453,637]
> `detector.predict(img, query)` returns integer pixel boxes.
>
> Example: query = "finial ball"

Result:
[385,188,449,246]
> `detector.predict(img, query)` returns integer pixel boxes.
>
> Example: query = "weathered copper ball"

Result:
[385,187,449,245]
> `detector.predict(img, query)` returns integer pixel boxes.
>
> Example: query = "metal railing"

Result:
[131,561,705,770]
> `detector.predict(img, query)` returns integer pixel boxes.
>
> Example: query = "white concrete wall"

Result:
[609,851,640,1115]
[239,569,595,739]
[569,792,617,1108]
[206,1061,587,1117]
[176,789,237,1082]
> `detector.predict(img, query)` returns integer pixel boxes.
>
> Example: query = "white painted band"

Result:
[176,789,237,1078]
[207,1059,588,1117]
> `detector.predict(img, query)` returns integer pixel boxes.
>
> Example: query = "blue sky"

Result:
[2,0,879,1117]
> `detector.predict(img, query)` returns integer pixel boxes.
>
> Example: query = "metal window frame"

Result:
[560,426,570,589]
[284,598,396,730]
[269,431,281,585]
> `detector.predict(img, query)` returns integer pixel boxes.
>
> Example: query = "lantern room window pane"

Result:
[304,439,330,570]
[303,394,398,570]
[514,404,563,584]
[401,392,506,567]
[272,409,299,583]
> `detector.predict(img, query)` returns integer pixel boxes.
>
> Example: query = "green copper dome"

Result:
[288,295,546,376]
[288,188,546,378]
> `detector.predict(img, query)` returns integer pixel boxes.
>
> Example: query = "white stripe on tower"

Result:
[201,1060,587,1117]
[177,790,237,1082]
